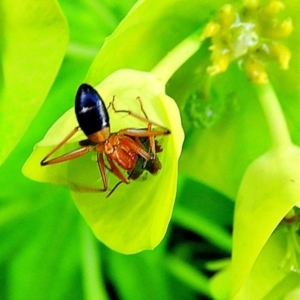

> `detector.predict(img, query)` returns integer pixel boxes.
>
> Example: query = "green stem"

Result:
[255,83,292,151]
[81,222,109,300]
[151,29,203,84]
[165,255,211,297]
[173,205,232,253]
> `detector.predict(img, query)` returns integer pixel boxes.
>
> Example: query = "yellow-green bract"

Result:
[23,69,184,254]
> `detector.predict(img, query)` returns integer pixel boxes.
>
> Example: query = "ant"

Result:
[41,83,170,196]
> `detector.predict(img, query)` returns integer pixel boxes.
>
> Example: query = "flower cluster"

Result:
[201,0,293,83]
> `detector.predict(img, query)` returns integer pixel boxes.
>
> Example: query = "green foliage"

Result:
[2,0,300,299]
[0,0,68,165]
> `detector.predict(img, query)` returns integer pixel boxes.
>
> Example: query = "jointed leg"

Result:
[41,145,95,165]
[106,181,123,198]
[106,155,130,184]
[102,155,130,198]
[74,144,131,195]
[110,96,170,157]
[110,96,169,130]
[41,126,81,165]
[97,153,108,191]
[66,153,108,193]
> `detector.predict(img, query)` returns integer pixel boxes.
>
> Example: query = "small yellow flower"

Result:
[202,0,293,83]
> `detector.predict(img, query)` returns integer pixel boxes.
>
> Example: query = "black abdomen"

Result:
[75,84,110,136]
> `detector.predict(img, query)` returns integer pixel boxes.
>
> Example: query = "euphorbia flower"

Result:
[23,69,184,254]
[23,23,204,253]
[232,142,300,298]
[195,0,300,297]
[208,83,300,299]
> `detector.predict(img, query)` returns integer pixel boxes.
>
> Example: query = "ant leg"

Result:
[41,126,81,165]
[117,128,169,162]
[110,96,170,132]
[110,95,170,159]
[106,155,130,184]
[103,155,130,198]
[69,182,105,193]
[106,96,114,110]
[41,145,95,165]
[135,96,149,119]
[117,135,152,161]
[118,128,169,138]
[112,97,169,155]
[134,97,160,156]
[97,153,108,191]
[79,152,128,193]
[132,98,157,157]
[106,181,123,198]
[66,153,108,193]
[145,118,156,157]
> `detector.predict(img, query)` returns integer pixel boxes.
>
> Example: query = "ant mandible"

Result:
[41,83,170,195]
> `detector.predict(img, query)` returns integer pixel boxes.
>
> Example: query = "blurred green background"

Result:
[0,0,234,299]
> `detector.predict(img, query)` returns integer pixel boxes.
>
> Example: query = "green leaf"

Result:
[165,255,211,297]
[106,248,172,300]
[23,69,184,253]
[231,146,300,297]
[86,0,225,84]
[8,198,83,300]
[209,265,231,300]
[0,0,68,165]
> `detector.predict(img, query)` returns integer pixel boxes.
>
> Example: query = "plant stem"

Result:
[151,29,203,84]
[255,83,292,151]
[81,222,109,300]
